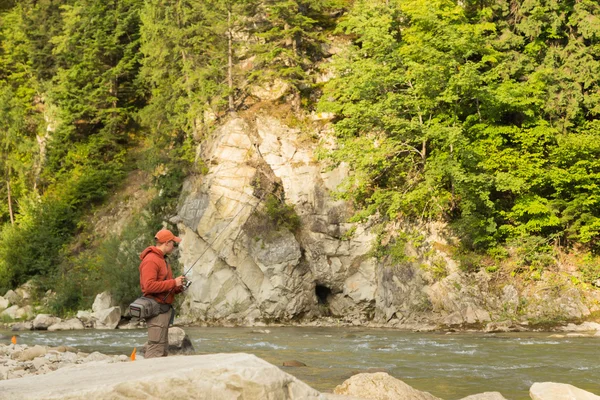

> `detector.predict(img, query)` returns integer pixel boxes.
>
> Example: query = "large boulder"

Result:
[92,292,113,313]
[0,296,9,312]
[92,306,121,329]
[32,314,61,330]
[3,291,20,307]
[0,305,33,320]
[167,327,195,355]
[0,353,337,399]
[333,372,441,400]
[530,382,600,400]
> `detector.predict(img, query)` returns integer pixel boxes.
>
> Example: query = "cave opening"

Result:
[315,285,332,304]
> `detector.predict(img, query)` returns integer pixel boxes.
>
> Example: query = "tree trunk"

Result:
[228,9,234,112]
[7,178,14,225]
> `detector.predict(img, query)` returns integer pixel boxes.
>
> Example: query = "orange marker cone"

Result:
[11,336,16,345]
[130,347,136,361]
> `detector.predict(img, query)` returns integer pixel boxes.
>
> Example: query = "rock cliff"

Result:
[174,115,600,329]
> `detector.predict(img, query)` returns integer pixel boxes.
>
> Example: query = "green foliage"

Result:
[0,198,76,292]
[264,193,301,232]
[251,0,348,105]
[318,0,600,269]
[577,254,600,285]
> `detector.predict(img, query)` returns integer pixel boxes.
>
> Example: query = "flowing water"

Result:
[1,326,599,399]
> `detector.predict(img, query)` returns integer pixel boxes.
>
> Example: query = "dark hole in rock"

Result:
[315,285,332,304]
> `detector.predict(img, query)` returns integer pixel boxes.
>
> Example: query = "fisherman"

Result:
[139,228,186,358]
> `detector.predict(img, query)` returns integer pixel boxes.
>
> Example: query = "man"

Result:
[139,228,185,358]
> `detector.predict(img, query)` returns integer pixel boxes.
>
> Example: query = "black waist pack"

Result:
[129,297,161,319]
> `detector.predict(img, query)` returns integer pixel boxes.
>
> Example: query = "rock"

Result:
[0,353,327,399]
[559,322,600,332]
[47,318,84,331]
[76,310,94,327]
[484,321,515,333]
[51,345,79,353]
[178,116,375,324]
[349,368,389,375]
[167,327,195,355]
[0,296,9,312]
[92,291,113,313]
[32,314,61,330]
[10,322,32,331]
[459,392,508,400]
[0,306,24,320]
[141,327,195,356]
[282,360,307,367]
[3,291,20,307]
[92,306,121,329]
[530,382,600,400]
[31,357,48,371]
[333,372,441,400]
[0,365,8,380]
[84,352,113,362]
[249,79,290,101]
[117,319,144,329]
[17,345,47,361]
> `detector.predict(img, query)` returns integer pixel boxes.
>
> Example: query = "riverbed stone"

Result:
[166,326,195,355]
[10,321,32,331]
[48,318,84,331]
[459,392,508,400]
[84,351,112,362]
[17,345,47,361]
[32,314,61,330]
[0,353,332,399]
[530,382,600,400]
[333,372,441,400]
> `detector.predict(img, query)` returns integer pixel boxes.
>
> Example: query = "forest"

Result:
[1,0,599,315]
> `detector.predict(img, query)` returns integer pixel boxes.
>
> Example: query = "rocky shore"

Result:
[0,343,598,400]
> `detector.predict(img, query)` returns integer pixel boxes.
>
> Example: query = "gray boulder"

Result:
[92,306,121,329]
[530,382,600,400]
[32,314,61,330]
[91,292,113,313]
[0,353,330,399]
[333,372,441,400]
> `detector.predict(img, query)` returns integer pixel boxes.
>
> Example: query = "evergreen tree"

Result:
[251,0,347,108]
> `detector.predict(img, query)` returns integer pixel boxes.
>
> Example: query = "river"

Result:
[1,326,598,399]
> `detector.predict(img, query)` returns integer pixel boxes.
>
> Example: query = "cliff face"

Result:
[174,115,600,329]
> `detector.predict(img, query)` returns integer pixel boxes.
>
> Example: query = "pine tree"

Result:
[251,0,347,108]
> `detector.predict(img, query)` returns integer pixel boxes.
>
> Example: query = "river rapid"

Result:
[1,326,598,399]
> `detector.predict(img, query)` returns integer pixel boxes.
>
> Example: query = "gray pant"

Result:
[145,308,173,358]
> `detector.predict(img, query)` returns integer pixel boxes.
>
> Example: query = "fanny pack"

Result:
[129,296,162,320]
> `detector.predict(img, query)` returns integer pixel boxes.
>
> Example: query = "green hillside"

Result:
[1,0,599,316]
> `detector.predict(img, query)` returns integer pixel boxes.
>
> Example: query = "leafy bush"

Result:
[0,198,76,293]
[263,194,301,232]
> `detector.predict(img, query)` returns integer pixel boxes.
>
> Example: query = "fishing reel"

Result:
[182,277,192,290]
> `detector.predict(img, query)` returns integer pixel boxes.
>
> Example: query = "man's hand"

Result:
[174,275,186,287]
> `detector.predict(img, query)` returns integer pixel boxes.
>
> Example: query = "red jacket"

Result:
[139,246,182,304]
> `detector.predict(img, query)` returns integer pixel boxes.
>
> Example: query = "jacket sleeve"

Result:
[140,259,177,295]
